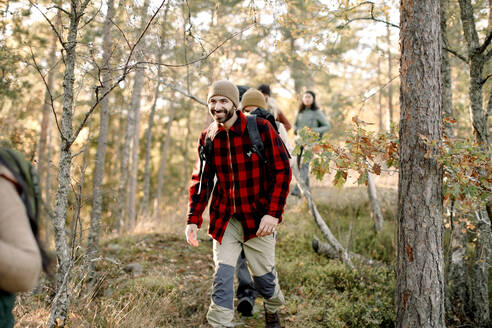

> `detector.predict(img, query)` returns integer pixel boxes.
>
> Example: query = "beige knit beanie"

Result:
[241,88,267,110]
[207,80,240,109]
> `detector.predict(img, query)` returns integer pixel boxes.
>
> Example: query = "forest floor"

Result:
[14,185,398,328]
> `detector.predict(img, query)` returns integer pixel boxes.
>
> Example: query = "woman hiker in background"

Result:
[290,90,331,197]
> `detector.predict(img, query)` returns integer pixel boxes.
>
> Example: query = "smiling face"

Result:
[302,92,314,107]
[208,95,236,124]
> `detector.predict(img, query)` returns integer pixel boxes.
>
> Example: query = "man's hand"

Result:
[185,224,199,247]
[256,215,279,237]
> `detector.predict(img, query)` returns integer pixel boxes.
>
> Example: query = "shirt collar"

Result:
[208,110,247,140]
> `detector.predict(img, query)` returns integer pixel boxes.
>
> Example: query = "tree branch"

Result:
[479,30,492,54]
[481,73,492,85]
[47,5,70,16]
[79,0,102,30]
[444,46,469,63]
[29,1,65,49]
[485,47,492,61]
[161,81,207,106]
[29,46,64,141]
[109,18,131,50]
[291,164,355,269]
[336,1,399,30]
[140,24,255,68]
[68,0,167,147]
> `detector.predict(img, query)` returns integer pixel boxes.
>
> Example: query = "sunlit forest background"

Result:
[0,0,491,327]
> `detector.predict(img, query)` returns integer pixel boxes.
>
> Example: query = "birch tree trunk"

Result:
[367,173,383,232]
[155,105,175,216]
[86,0,115,276]
[397,1,445,327]
[48,2,87,325]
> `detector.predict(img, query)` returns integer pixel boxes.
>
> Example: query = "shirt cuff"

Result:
[187,215,203,228]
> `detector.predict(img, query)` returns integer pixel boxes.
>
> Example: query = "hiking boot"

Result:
[237,296,254,317]
[264,304,282,328]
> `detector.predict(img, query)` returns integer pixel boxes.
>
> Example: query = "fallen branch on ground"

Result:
[312,236,388,268]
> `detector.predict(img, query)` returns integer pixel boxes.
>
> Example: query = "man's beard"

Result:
[212,107,235,123]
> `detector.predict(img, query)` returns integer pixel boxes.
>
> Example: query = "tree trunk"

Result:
[397,1,445,327]
[38,16,58,196]
[440,0,454,139]
[45,123,53,244]
[386,12,394,130]
[457,1,492,325]
[142,73,160,213]
[86,0,115,276]
[70,123,91,257]
[155,105,175,216]
[142,0,170,213]
[48,3,82,325]
[447,209,469,321]
[38,10,59,245]
[441,0,468,322]
[367,173,384,232]
[126,0,149,229]
[376,44,384,132]
[127,68,143,229]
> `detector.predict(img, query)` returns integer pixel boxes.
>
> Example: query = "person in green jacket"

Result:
[291,90,331,196]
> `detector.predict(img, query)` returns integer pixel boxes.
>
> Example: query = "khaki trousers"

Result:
[206,217,285,328]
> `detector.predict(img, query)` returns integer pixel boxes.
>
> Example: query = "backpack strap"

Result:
[0,149,40,225]
[247,115,267,164]
[197,124,216,195]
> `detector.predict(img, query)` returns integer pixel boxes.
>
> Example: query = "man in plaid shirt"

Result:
[186,80,291,328]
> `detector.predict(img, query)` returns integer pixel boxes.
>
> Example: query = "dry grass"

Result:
[14,185,398,327]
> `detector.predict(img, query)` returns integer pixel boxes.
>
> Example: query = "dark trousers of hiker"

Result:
[236,250,259,307]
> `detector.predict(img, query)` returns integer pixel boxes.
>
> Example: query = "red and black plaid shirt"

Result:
[187,111,291,243]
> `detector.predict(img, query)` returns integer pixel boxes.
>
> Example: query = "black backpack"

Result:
[196,115,268,195]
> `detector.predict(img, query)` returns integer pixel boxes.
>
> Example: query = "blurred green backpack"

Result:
[0,148,42,328]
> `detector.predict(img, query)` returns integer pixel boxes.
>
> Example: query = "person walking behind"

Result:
[0,156,45,328]
[257,84,292,131]
[185,80,291,328]
[290,90,331,196]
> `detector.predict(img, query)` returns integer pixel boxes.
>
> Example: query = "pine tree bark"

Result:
[38,9,59,245]
[127,67,144,228]
[86,0,115,276]
[376,44,384,133]
[142,6,170,212]
[397,1,445,327]
[440,0,468,322]
[124,0,149,229]
[37,15,58,196]
[386,12,394,129]
[457,1,492,325]
[155,106,175,216]
[440,0,454,139]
